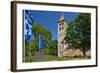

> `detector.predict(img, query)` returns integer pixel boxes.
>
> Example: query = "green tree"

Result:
[25,23,44,58]
[32,23,52,42]
[25,40,29,56]
[42,40,57,56]
[25,22,58,57]
[32,23,52,54]
[65,13,91,57]
[42,29,52,47]
[32,23,44,40]
[49,40,58,56]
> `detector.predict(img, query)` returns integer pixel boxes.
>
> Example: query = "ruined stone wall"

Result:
[59,48,91,58]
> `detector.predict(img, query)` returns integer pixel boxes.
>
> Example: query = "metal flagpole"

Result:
[23,10,26,62]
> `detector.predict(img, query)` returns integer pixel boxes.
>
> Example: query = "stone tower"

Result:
[57,15,68,57]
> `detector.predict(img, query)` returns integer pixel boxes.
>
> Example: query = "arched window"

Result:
[59,27,61,31]
[62,27,64,30]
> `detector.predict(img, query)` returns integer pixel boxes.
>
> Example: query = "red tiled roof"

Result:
[59,15,65,21]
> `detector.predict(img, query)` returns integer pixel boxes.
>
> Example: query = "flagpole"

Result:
[24,10,26,62]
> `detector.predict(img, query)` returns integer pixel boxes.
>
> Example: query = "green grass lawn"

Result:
[24,55,89,63]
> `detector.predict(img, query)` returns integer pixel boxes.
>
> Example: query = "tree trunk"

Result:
[34,34,36,40]
[82,48,86,57]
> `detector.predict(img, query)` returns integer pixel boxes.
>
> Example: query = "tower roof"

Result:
[59,15,65,21]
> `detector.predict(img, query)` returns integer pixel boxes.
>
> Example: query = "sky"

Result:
[25,10,80,40]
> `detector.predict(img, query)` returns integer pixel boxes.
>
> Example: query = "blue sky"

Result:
[26,10,80,40]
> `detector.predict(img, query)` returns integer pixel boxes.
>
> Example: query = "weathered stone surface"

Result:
[59,48,91,57]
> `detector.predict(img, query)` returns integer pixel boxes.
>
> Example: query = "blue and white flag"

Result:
[24,10,33,41]
[39,34,44,49]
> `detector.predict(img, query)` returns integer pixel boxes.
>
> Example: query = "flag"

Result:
[39,34,44,49]
[24,10,33,41]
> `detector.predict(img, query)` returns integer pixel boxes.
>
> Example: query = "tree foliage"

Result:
[64,13,91,57]
[43,40,57,56]
[32,23,45,40]
[25,22,57,57]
